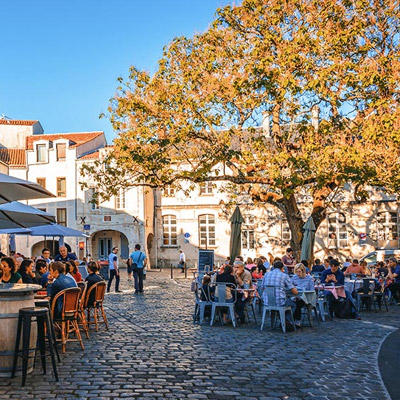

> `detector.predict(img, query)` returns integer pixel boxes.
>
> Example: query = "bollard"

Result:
[170,263,173,279]
[184,262,187,279]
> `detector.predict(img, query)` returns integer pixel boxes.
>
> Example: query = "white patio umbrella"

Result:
[0,201,55,229]
[0,172,54,204]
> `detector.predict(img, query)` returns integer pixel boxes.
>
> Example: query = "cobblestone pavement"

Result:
[1,270,399,400]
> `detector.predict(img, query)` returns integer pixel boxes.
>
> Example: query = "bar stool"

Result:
[11,307,59,386]
[34,299,61,362]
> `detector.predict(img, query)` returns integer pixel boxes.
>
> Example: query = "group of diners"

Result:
[0,247,105,318]
[198,248,400,328]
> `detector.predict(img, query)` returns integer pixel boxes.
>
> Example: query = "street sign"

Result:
[184,232,190,238]
[83,224,90,230]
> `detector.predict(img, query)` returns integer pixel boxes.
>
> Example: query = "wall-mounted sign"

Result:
[104,216,111,222]
[83,224,90,230]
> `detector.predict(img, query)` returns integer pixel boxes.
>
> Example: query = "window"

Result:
[162,185,175,197]
[199,214,216,247]
[377,211,399,242]
[242,214,255,250]
[199,182,213,195]
[242,230,255,250]
[36,177,46,189]
[56,143,66,161]
[281,219,291,245]
[57,208,67,226]
[36,144,46,162]
[162,215,177,246]
[115,189,125,209]
[328,213,348,248]
[57,177,66,197]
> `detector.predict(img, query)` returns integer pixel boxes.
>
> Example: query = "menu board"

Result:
[198,250,214,273]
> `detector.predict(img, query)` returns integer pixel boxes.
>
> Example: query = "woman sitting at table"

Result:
[18,259,39,284]
[291,263,314,327]
[85,261,104,307]
[66,261,82,283]
[251,266,263,280]
[0,257,22,283]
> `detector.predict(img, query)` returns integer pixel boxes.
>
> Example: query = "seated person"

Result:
[215,264,237,323]
[35,260,50,288]
[311,259,325,273]
[344,259,364,276]
[34,259,48,282]
[66,261,83,283]
[321,260,345,286]
[376,261,388,277]
[291,263,314,326]
[215,264,236,301]
[85,261,104,307]
[360,260,370,276]
[0,257,22,283]
[262,261,298,326]
[47,261,78,318]
[291,263,314,291]
[18,259,39,284]
[200,275,214,301]
[257,258,267,275]
[321,259,359,318]
[234,261,252,288]
[54,245,79,266]
[251,266,263,280]
[39,247,52,264]
[300,260,311,274]
[245,257,256,271]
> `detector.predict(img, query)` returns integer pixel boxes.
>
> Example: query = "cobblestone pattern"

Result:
[0,270,398,400]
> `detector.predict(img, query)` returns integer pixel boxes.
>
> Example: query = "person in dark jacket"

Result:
[85,261,104,307]
[18,259,39,284]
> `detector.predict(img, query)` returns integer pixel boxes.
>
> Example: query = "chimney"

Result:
[262,112,270,137]
[312,106,319,130]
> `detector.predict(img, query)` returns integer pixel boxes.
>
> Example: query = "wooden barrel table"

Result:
[0,283,41,377]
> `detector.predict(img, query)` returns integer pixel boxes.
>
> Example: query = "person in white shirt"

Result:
[177,250,186,273]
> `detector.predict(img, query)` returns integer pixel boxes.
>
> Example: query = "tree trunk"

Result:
[281,194,305,262]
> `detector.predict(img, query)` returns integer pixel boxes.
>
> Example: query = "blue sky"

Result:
[0,0,229,143]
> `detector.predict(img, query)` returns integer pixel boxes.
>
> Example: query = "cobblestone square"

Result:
[1,271,398,400]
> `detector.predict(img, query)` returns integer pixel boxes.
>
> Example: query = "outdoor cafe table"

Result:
[315,285,346,299]
[344,279,363,294]
[0,283,41,376]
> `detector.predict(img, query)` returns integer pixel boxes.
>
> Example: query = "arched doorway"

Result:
[90,230,129,261]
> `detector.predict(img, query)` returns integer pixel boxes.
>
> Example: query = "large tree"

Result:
[82,0,400,257]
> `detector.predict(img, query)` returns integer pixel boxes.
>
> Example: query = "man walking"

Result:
[107,246,121,293]
[177,249,186,273]
[129,244,147,294]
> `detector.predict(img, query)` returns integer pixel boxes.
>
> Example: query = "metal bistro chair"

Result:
[373,278,389,312]
[51,287,84,354]
[242,282,257,323]
[193,282,213,324]
[261,285,296,333]
[210,283,237,328]
[316,286,331,322]
[356,279,376,312]
[253,279,264,314]
[84,281,109,332]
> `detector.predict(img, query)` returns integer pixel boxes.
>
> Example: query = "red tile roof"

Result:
[26,131,104,150]
[0,149,26,167]
[0,119,38,126]
[79,150,100,160]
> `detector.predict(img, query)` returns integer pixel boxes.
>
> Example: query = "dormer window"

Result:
[56,143,66,161]
[36,144,46,162]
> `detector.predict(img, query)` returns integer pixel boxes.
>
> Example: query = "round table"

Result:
[0,283,42,377]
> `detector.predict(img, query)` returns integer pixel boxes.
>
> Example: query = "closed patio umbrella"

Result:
[0,172,54,204]
[229,206,244,262]
[0,201,55,229]
[300,216,316,262]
